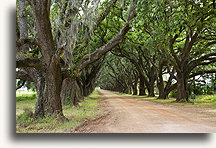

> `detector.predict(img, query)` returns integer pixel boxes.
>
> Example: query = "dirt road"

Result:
[75,90,215,133]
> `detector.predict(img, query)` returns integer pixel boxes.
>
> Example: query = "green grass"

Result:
[16,90,101,133]
[108,90,216,109]
[16,91,36,101]
[142,95,216,108]
[16,92,36,115]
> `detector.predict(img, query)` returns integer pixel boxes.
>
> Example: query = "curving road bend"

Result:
[76,90,216,133]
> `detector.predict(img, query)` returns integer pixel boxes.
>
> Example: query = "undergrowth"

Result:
[16,90,101,133]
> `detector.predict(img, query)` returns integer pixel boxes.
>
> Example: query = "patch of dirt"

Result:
[74,90,216,133]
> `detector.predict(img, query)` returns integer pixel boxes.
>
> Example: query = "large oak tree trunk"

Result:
[147,83,155,97]
[61,78,84,106]
[157,82,166,99]
[132,79,138,95]
[213,73,216,94]
[157,80,176,99]
[31,0,65,118]
[33,70,45,118]
[147,67,156,97]
[158,91,169,99]
[156,65,168,99]
[176,73,189,102]
[132,85,138,95]
[139,76,146,95]
[60,78,72,105]
[43,57,63,116]
[70,78,83,106]
[17,0,45,118]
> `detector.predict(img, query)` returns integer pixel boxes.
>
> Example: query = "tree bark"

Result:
[139,76,146,95]
[157,65,177,99]
[176,72,189,102]
[60,78,72,105]
[213,73,216,92]
[147,83,155,97]
[43,57,63,116]
[33,70,45,118]
[17,0,46,118]
[157,81,166,99]
[147,66,156,97]
[17,0,138,119]
[132,85,138,95]
[76,0,137,73]
[70,79,83,106]
[30,0,65,118]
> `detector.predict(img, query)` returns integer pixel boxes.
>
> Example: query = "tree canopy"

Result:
[16,0,216,119]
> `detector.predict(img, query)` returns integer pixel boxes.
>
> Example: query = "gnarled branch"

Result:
[16,58,44,69]
[16,70,33,82]
[94,0,118,28]
[77,0,137,73]
[187,53,216,72]
[16,38,39,48]
[189,70,216,78]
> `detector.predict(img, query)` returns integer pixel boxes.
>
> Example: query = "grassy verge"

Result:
[16,90,101,133]
[144,95,216,108]
[107,90,216,109]
[16,92,36,115]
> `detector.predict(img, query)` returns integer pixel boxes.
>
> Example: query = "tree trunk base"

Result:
[148,94,155,97]
[57,115,69,122]
[172,99,190,103]
[157,97,168,100]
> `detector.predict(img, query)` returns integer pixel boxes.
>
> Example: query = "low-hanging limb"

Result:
[16,70,33,82]
[189,70,216,79]
[16,58,45,69]
[16,80,26,90]
[76,0,137,73]
[187,53,216,74]
[16,38,39,49]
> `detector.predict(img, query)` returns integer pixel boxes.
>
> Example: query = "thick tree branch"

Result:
[188,53,216,72]
[189,70,216,78]
[77,0,137,73]
[199,59,216,66]
[205,41,216,47]
[16,70,33,82]
[94,0,118,28]
[169,34,181,68]
[76,26,127,72]
[30,0,55,64]
[16,38,39,48]
[16,80,26,90]
[16,58,44,69]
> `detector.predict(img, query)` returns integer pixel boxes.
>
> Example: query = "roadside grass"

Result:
[16,90,101,133]
[16,92,36,115]
[16,91,36,101]
[144,95,216,108]
[107,90,216,109]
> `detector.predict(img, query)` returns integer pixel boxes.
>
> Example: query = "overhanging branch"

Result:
[16,70,33,82]
[16,38,39,48]
[77,0,137,73]
[189,70,216,78]
[16,58,44,69]
[94,0,118,28]
[188,53,216,72]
